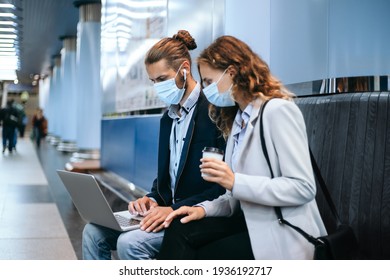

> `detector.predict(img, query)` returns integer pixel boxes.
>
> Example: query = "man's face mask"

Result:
[154,64,187,105]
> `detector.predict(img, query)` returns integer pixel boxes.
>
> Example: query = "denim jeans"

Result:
[82,223,164,260]
[33,127,42,147]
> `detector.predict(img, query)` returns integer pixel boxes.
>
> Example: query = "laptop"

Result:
[57,170,142,232]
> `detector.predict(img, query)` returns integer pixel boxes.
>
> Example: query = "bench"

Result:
[295,91,390,259]
[81,92,390,259]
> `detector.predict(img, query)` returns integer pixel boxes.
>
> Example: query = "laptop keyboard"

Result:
[114,214,141,227]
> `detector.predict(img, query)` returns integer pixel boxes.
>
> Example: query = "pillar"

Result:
[57,36,78,152]
[74,0,101,157]
[38,76,50,112]
[47,55,62,144]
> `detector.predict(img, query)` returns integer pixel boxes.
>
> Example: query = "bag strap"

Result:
[309,149,341,224]
[258,99,341,243]
[259,99,274,177]
[274,207,320,245]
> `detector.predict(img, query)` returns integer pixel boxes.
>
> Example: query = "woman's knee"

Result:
[165,218,189,236]
[116,230,164,260]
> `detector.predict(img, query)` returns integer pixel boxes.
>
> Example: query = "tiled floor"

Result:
[0,135,85,259]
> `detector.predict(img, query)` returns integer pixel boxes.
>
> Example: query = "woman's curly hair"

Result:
[198,36,293,139]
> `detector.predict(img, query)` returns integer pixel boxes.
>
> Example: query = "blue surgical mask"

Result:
[154,64,187,105]
[203,69,235,107]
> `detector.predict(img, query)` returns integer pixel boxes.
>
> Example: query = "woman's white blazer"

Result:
[201,98,327,259]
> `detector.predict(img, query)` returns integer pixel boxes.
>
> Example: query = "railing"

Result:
[286,75,390,96]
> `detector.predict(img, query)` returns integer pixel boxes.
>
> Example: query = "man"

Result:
[0,99,20,154]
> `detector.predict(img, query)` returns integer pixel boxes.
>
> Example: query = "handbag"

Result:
[259,99,359,260]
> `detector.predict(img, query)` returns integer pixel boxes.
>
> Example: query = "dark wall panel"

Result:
[296,92,390,259]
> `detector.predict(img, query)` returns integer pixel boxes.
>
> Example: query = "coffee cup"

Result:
[201,147,224,177]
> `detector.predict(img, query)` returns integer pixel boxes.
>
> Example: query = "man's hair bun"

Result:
[172,30,197,50]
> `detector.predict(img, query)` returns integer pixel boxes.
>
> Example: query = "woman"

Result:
[160,35,327,260]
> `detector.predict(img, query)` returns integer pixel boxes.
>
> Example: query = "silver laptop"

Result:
[57,170,142,232]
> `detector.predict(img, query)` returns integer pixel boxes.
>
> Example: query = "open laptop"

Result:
[57,170,142,232]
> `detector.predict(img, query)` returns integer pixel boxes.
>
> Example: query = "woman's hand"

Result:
[163,206,206,228]
[200,157,235,190]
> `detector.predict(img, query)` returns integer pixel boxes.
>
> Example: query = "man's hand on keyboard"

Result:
[128,196,158,216]
[139,206,173,233]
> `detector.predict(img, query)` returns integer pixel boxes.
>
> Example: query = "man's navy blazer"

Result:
[147,93,226,210]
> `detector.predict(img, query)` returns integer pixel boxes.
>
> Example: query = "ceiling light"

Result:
[0,47,16,51]
[0,13,16,18]
[0,38,15,43]
[0,27,16,32]
[0,34,17,39]
[0,64,18,70]
[0,69,17,80]
[0,4,15,9]
[0,52,16,56]
[0,21,16,26]
[0,55,18,63]
[0,3,20,81]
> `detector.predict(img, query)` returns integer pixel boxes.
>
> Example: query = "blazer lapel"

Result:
[225,133,234,168]
[175,105,197,188]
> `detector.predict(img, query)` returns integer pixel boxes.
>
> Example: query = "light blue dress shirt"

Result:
[231,103,253,172]
[167,82,200,202]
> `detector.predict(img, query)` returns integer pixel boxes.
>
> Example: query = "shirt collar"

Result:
[232,103,253,135]
[168,82,200,119]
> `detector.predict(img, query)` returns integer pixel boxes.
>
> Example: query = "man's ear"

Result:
[181,60,191,76]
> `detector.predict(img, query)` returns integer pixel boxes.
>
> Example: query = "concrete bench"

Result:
[295,91,390,259]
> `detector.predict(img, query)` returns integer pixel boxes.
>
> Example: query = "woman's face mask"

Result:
[202,68,235,107]
[153,64,187,105]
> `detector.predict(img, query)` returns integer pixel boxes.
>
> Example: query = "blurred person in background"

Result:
[0,99,20,154]
[31,108,47,148]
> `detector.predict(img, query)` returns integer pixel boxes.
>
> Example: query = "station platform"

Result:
[0,136,85,259]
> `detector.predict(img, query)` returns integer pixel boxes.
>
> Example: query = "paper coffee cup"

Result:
[201,147,224,177]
